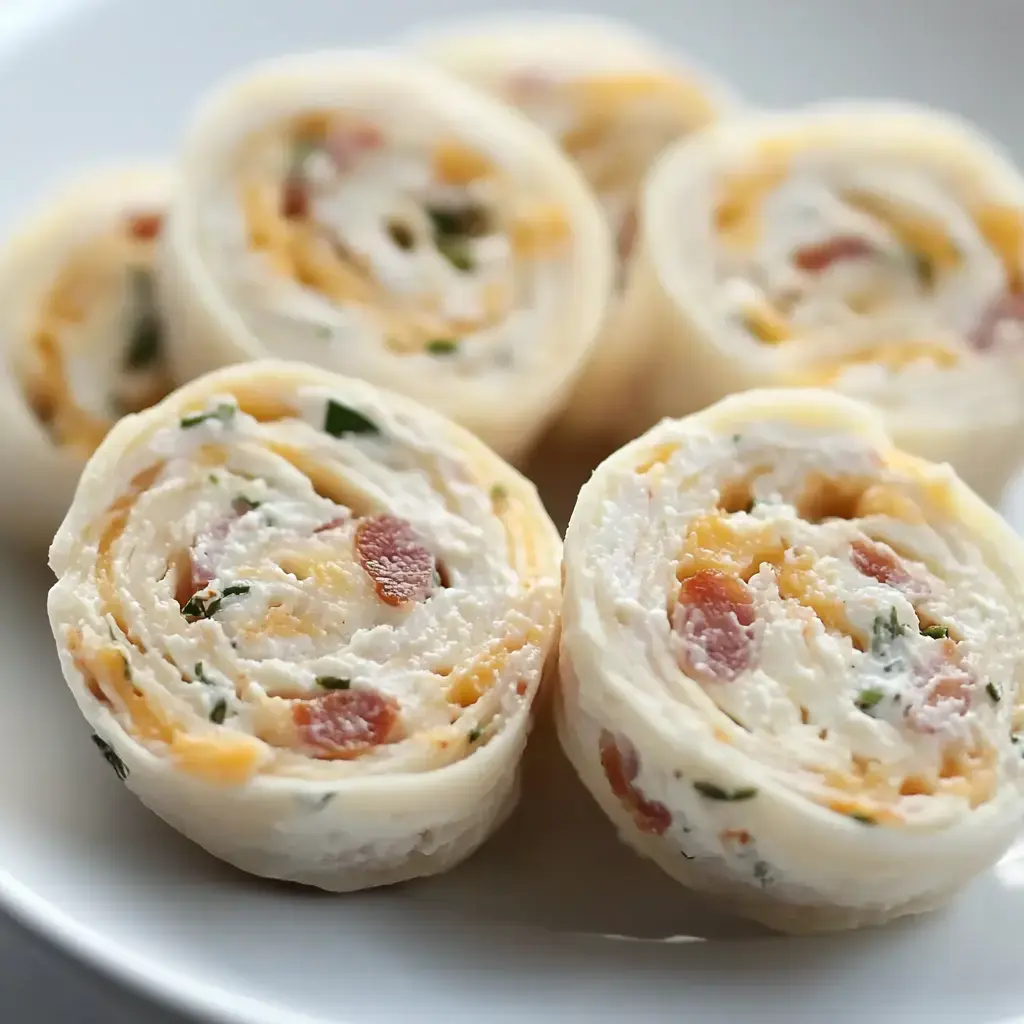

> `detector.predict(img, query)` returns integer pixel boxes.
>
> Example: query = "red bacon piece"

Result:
[126,211,163,241]
[354,515,435,607]
[313,517,347,535]
[599,730,673,836]
[793,235,876,272]
[968,292,1024,352]
[850,539,911,588]
[281,178,310,220]
[904,640,974,733]
[672,569,757,683]
[293,688,402,760]
[174,551,213,609]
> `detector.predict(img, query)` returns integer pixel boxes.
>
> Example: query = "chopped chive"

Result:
[316,676,351,690]
[468,728,482,743]
[124,269,163,370]
[323,399,379,438]
[232,496,261,515]
[387,219,416,250]
[426,338,459,356]
[920,624,949,639]
[987,682,1002,703]
[182,584,248,622]
[427,204,489,237]
[222,584,250,598]
[693,781,758,802]
[193,662,214,685]
[731,434,742,444]
[209,698,228,725]
[91,735,129,781]
[490,483,509,504]
[848,812,876,826]
[181,593,209,620]
[436,235,474,272]
[180,402,236,430]
[855,687,885,713]
[871,607,904,655]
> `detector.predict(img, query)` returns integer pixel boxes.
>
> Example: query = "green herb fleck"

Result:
[987,682,1002,703]
[124,269,163,371]
[912,252,934,289]
[181,402,236,430]
[232,496,261,515]
[490,483,509,504]
[693,781,758,802]
[436,235,474,272]
[426,338,459,356]
[920,624,949,639]
[91,734,129,781]
[731,434,742,444]
[193,662,214,685]
[209,698,228,725]
[871,607,905,655]
[182,584,249,622]
[316,676,351,690]
[323,399,380,438]
[468,728,482,743]
[315,324,333,340]
[848,812,876,826]
[427,204,489,238]
[855,687,885,713]
[387,219,416,250]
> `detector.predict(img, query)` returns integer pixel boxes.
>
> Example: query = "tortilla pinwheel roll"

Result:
[416,14,737,442]
[631,103,1024,500]
[161,52,612,462]
[0,166,175,545]
[47,361,561,891]
[558,388,1024,933]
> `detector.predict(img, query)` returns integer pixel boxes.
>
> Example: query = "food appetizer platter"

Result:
[5,2,1024,1023]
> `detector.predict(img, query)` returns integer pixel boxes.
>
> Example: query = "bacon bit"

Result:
[515,680,528,697]
[174,550,213,609]
[354,514,435,607]
[313,517,347,534]
[721,828,752,846]
[324,122,383,171]
[281,178,309,220]
[599,730,672,836]
[293,687,401,760]
[616,206,638,263]
[672,569,757,683]
[126,211,163,241]
[968,292,1024,352]
[793,234,875,272]
[850,538,911,588]
[905,642,974,733]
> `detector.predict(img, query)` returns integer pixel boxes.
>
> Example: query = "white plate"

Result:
[5,0,1024,1021]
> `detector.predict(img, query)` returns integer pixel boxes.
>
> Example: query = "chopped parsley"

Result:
[855,687,885,713]
[426,204,489,237]
[124,269,162,370]
[468,728,482,743]
[731,434,742,444]
[435,235,474,272]
[847,812,876,826]
[987,682,1002,703]
[912,252,935,288]
[91,735,129,781]
[426,338,459,356]
[180,402,236,430]
[871,607,905,655]
[387,219,416,250]
[323,399,379,438]
[490,483,508,504]
[209,698,228,725]
[316,676,351,690]
[193,662,215,685]
[232,496,261,515]
[920,624,949,639]
[182,583,250,622]
[693,781,758,802]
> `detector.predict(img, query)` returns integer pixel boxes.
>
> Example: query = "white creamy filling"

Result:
[65,385,549,777]
[199,115,571,380]
[582,421,1024,822]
